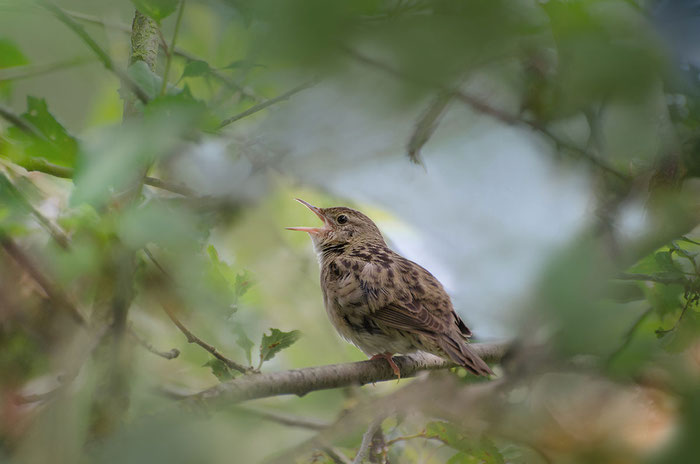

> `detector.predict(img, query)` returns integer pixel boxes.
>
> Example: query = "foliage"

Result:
[0,0,699,463]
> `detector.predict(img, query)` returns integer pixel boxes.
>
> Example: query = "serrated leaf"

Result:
[130,0,179,22]
[203,358,234,381]
[5,96,78,168]
[259,328,301,366]
[180,60,211,79]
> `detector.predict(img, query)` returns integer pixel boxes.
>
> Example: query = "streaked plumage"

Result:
[287,199,493,377]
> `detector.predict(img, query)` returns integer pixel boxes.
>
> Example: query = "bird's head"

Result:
[286,199,384,250]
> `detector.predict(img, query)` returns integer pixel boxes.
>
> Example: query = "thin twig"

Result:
[0,237,86,325]
[0,172,70,249]
[385,431,429,447]
[235,405,331,430]
[38,1,150,104]
[218,80,316,128]
[19,158,195,196]
[190,343,507,404]
[325,447,354,464]
[616,272,687,285]
[0,57,94,81]
[344,47,630,182]
[160,0,186,96]
[129,326,180,360]
[161,301,252,374]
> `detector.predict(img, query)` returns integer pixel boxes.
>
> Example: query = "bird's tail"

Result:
[437,335,494,376]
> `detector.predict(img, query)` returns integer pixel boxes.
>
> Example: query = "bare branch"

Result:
[190,343,507,404]
[235,405,331,430]
[62,8,260,101]
[344,47,630,182]
[19,158,195,196]
[1,237,86,325]
[161,301,253,375]
[353,418,382,464]
[38,1,150,104]
[129,326,180,360]
[218,80,317,128]
[0,57,94,81]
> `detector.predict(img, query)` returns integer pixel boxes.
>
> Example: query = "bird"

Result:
[286,198,493,377]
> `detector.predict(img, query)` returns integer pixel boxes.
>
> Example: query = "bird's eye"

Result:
[337,214,348,224]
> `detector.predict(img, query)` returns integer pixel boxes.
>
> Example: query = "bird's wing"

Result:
[357,255,466,337]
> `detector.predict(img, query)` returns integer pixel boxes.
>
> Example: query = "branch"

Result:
[129,326,180,360]
[161,301,253,375]
[0,237,86,325]
[38,1,150,104]
[190,343,507,404]
[344,47,630,182]
[218,80,316,128]
[62,9,260,101]
[0,57,94,81]
[235,405,331,430]
[353,418,382,464]
[20,158,195,196]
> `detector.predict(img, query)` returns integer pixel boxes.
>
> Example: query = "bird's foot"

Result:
[371,352,401,380]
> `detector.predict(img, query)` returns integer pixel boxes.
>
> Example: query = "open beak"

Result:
[285,198,329,235]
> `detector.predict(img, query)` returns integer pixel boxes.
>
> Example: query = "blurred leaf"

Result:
[221,59,265,70]
[426,421,504,463]
[180,60,211,80]
[203,358,234,381]
[130,0,179,22]
[118,201,203,251]
[407,90,452,165]
[648,283,684,318]
[259,328,301,365]
[234,326,254,365]
[0,37,29,97]
[127,61,162,100]
[144,85,218,132]
[5,96,78,168]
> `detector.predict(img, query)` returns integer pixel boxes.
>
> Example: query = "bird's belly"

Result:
[324,298,416,357]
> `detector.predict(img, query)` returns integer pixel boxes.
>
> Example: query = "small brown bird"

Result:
[287,199,493,377]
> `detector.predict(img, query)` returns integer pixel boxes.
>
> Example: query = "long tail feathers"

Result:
[437,335,494,377]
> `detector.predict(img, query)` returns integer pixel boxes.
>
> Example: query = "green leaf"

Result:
[659,309,700,353]
[5,96,78,168]
[259,328,301,365]
[654,251,684,279]
[180,60,211,80]
[203,358,234,382]
[130,0,179,22]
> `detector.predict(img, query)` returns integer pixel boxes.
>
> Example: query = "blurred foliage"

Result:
[0,0,699,463]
